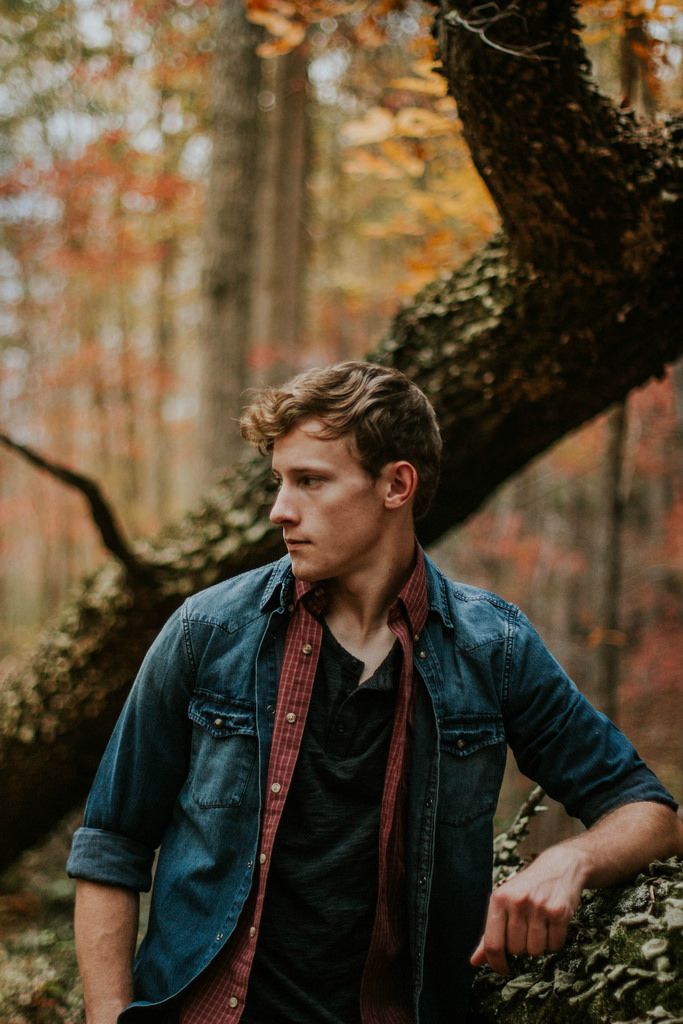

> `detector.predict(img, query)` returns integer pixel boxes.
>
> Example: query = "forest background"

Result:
[0,0,682,1020]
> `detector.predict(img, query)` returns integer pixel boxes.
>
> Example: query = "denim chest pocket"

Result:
[187,697,258,809]
[437,715,506,826]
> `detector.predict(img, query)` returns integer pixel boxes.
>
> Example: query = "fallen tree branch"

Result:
[492,785,547,885]
[0,432,159,584]
[472,856,683,1022]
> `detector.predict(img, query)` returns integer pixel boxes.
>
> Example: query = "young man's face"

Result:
[269,418,393,583]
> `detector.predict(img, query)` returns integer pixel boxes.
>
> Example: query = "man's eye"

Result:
[300,476,321,487]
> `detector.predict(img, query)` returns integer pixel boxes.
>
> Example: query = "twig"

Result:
[0,431,159,583]
[444,2,555,61]
[492,784,547,884]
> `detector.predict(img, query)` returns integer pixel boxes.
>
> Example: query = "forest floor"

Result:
[0,815,82,1024]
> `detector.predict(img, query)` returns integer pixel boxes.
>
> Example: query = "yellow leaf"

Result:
[247,9,293,34]
[389,76,448,97]
[394,107,455,139]
[410,58,443,79]
[434,96,458,114]
[342,150,403,179]
[256,29,306,57]
[582,28,612,45]
[379,139,425,177]
[341,107,394,146]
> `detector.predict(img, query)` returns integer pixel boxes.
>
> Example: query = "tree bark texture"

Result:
[1,0,682,869]
[198,0,262,479]
[472,857,683,1023]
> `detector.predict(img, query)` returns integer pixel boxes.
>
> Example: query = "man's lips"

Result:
[284,538,309,547]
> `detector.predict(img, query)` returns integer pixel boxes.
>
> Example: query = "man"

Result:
[68,361,682,1024]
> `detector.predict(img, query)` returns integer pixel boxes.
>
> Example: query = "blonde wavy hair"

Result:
[240,361,442,520]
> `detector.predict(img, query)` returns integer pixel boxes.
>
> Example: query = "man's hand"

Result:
[471,801,683,975]
[470,844,588,974]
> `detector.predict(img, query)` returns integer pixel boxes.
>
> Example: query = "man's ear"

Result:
[383,461,418,511]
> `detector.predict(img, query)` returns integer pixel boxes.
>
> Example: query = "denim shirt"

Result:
[67,555,676,1022]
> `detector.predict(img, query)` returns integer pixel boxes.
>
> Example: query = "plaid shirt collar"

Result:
[290,542,429,637]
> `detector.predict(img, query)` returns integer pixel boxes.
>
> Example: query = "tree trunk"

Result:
[594,403,628,723]
[0,0,682,869]
[249,44,310,385]
[198,0,263,479]
[152,233,177,523]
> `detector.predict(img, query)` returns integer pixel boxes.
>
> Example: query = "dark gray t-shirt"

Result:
[243,623,400,1024]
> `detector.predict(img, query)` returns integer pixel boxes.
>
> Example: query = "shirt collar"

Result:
[388,544,429,637]
[287,544,428,636]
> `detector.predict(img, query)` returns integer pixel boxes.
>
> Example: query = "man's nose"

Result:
[270,486,298,525]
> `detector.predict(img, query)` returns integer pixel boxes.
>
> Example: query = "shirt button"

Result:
[413,633,420,642]
[213,718,224,727]
[457,738,465,750]
[259,852,267,864]
[228,996,238,1008]
[271,782,282,793]
[419,650,427,660]
[287,603,294,613]
[302,642,313,655]
[249,926,257,938]
[285,712,296,724]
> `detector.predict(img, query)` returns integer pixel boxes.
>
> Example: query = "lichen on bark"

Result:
[471,858,683,1023]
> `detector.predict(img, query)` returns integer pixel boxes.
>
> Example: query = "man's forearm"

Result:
[564,800,683,889]
[75,880,140,1024]
[472,800,682,974]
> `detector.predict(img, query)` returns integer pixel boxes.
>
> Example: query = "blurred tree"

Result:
[248,44,311,386]
[198,0,263,477]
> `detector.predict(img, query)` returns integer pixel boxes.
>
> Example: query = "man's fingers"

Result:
[475,896,510,975]
[547,919,569,953]
[525,916,549,957]
[470,938,487,967]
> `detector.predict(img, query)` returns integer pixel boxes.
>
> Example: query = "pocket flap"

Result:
[188,697,257,739]
[440,716,504,757]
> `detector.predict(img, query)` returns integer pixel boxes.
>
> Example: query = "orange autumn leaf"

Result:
[394,107,455,139]
[389,76,448,97]
[341,106,395,145]
[379,139,425,177]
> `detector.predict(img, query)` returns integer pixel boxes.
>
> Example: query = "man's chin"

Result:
[290,565,321,582]
[288,552,323,583]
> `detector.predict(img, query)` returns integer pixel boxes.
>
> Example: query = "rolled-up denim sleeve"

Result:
[503,609,677,828]
[67,605,195,891]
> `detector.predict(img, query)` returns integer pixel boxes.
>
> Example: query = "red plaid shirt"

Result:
[181,549,428,1024]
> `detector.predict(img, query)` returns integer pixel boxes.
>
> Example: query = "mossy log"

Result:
[1,0,682,869]
[471,857,683,1024]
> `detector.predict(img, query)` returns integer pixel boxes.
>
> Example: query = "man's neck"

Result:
[324,533,417,643]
